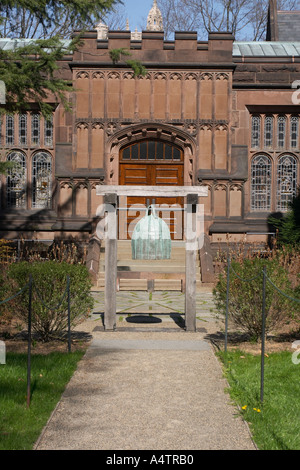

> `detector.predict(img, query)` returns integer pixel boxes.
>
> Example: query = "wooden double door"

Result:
[119,141,184,240]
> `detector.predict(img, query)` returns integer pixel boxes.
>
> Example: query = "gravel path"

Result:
[34,313,257,451]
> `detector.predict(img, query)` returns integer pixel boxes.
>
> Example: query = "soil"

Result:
[1,315,300,356]
[0,317,92,355]
[215,320,300,355]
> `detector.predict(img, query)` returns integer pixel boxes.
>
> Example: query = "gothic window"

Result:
[44,116,53,147]
[6,151,27,208]
[251,116,260,148]
[276,155,297,212]
[31,114,40,146]
[290,116,299,149]
[264,116,273,148]
[19,114,27,146]
[251,155,272,211]
[277,116,286,149]
[32,152,52,209]
[6,115,14,146]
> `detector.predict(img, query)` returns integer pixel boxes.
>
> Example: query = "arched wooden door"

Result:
[119,140,184,240]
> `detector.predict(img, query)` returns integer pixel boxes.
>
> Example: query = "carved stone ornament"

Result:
[106,122,118,135]
[76,71,89,79]
[76,122,89,130]
[146,0,164,31]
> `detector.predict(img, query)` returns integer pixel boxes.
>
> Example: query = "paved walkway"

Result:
[34,290,256,451]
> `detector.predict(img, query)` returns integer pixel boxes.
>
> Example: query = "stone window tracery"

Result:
[44,116,53,147]
[251,154,272,211]
[19,114,27,146]
[250,113,299,212]
[3,113,54,210]
[276,155,298,212]
[264,116,273,148]
[6,151,27,208]
[291,116,299,149]
[6,115,14,146]
[32,152,52,209]
[277,116,286,149]
[251,115,260,148]
[31,113,40,146]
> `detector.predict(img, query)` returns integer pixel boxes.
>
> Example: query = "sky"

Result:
[117,0,154,31]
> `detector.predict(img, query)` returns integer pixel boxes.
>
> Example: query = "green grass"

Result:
[218,350,300,450]
[0,350,85,450]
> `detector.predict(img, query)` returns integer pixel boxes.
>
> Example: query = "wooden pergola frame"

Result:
[96,185,208,332]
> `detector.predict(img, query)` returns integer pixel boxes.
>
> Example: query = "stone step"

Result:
[115,253,191,261]
[117,279,183,291]
[96,278,202,291]
[97,272,201,280]
[97,240,202,291]
[99,261,200,270]
[101,241,189,251]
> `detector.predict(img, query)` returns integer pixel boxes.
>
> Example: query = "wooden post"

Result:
[104,193,118,331]
[185,194,197,332]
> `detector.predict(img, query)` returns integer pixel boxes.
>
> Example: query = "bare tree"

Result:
[100,4,128,31]
[157,0,298,40]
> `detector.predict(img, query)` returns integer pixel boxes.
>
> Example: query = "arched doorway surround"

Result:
[106,124,196,240]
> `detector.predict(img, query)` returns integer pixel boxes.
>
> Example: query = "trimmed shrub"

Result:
[8,261,94,342]
[213,257,299,341]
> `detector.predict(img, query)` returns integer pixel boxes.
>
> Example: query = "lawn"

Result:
[0,351,85,450]
[219,349,300,450]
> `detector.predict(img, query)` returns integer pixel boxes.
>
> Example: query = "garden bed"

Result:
[0,317,92,355]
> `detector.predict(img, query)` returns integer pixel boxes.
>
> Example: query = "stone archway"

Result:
[106,124,196,240]
[105,123,196,187]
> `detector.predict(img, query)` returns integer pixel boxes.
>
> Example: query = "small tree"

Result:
[268,190,300,247]
[8,261,94,342]
[213,257,297,341]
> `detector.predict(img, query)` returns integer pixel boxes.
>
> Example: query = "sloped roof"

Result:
[233,41,300,57]
[277,11,300,41]
[1,37,300,59]
[0,38,71,51]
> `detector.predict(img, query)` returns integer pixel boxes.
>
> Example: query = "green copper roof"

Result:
[0,38,72,51]
[233,41,300,57]
[1,37,300,57]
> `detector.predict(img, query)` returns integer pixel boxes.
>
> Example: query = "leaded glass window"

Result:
[251,116,260,148]
[290,116,299,149]
[251,155,272,211]
[31,114,40,146]
[19,114,27,146]
[44,116,53,147]
[6,115,14,146]
[276,155,297,211]
[264,116,273,148]
[277,116,286,149]
[6,151,27,208]
[121,141,182,161]
[32,152,52,209]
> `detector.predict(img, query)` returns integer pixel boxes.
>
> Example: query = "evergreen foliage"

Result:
[0,1,146,117]
[268,190,300,246]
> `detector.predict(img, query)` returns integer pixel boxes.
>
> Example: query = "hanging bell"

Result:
[131,205,171,260]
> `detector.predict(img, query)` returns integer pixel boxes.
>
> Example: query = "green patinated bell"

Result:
[131,205,171,260]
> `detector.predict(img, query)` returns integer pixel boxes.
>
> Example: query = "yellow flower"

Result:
[242,405,247,410]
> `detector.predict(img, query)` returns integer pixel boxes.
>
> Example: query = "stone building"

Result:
[0,0,299,284]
